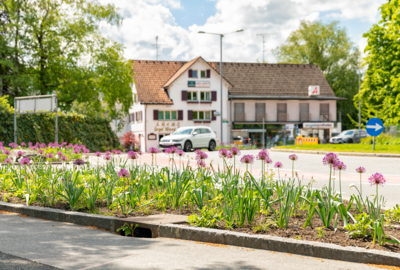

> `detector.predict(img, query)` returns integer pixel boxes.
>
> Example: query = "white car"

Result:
[159,126,217,152]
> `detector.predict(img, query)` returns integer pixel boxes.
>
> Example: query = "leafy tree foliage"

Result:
[273,20,361,129]
[0,0,133,119]
[356,0,400,125]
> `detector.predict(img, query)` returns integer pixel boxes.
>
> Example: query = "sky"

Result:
[98,0,385,63]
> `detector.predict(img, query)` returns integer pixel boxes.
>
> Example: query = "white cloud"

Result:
[98,0,384,63]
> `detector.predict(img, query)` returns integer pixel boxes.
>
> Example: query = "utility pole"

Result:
[256,33,274,63]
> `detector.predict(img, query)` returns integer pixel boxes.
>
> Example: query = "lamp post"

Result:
[198,29,244,144]
[358,71,361,131]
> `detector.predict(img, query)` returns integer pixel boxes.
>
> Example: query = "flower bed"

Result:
[0,146,399,253]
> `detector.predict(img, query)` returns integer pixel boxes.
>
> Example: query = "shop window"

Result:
[193,111,211,121]
[200,92,211,101]
[187,91,198,101]
[189,69,198,78]
[200,69,210,78]
[158,111,177,120]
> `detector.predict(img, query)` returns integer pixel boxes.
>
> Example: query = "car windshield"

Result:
[339,130,354,136]
[172,128,193,135]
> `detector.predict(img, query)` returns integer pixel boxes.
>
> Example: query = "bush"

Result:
[0,99,120,151]
[360,134,400,145]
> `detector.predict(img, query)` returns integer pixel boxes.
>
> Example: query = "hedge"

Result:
[0,111,120,152]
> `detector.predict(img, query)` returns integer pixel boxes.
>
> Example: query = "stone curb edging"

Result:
[1,201,399,267]
[271,148,400,158]
[158,224,400,267]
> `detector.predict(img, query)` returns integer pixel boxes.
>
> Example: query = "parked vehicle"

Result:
[159,126,217,152]
[329,129,369,144]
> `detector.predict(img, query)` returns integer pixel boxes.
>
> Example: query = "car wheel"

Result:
[208,140,216,151]
[347,139,353,144]
[184,141,192,152]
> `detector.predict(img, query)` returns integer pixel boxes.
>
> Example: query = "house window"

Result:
[200,69,210,78]
[189,69,198,78]
[200,91,211,101]
[187,91,198,101]
[193,111,211,121]
[158,111,177,120]
[136,111,142,122]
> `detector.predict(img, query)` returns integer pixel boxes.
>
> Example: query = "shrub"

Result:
[120,131,139,150]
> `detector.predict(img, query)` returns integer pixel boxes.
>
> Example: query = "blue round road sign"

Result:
[366,118,384,137]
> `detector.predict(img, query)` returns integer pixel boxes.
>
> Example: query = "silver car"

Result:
[330,129,368,144]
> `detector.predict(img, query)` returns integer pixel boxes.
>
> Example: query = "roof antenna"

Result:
[153,36,168,61]
[256,33,276,63]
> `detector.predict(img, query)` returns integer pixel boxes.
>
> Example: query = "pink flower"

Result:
[230,147,241,156]
[57,152,63,157]
[322,152,339,166]
[137,151,143,155]
[4,149,10,155]
[73,159,85,166]
[46,153,54,159]
[95,152,102,157]
[334,161,346,171]
[127,151,138,160]
[103,154,112,161]
[195,151,208,160]
[240,155,254,164]
[60,156,68,161]
[256,150,269,161]
[3,158,12,164]
[356,167,366,174]
[289,154,298,161]
[177,150,185,157]
[37,149,44,155]
[265,157,273,164]
[219,149,229,158]
[118,168,130,178]
[17,151,25,158]
[19,157,31,166]
[149,147,159,154]
[83,149,90,154]
[274,162,283,168]
[368,173,386,186]
[197,160,207,168]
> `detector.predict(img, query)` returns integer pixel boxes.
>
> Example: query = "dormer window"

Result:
[188,69,198,78]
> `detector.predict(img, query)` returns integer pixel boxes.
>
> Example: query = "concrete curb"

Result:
[159,224,400,267]
[271,148,400,158]
[1,201,400,267]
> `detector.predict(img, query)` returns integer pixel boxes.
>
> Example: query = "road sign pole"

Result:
[373,136,375,151]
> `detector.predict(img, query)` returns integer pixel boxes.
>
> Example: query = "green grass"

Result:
[274,144,400,154]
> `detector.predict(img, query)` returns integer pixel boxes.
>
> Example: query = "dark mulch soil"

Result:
[1,192,399,253]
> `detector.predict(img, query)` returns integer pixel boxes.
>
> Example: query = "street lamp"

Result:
[198,29,244,145]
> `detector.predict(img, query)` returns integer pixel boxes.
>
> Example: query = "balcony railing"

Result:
[234,113,246,122]
[277,112,287,122]
[300,113,310,122]
[319,113,330,121]
[256,113,267,122]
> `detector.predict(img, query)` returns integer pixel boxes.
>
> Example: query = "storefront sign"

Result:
[303,122,334,129]
[154,122,180,133]
[148,133,157,140]
[308,85,320,96]
[188,81,210,88]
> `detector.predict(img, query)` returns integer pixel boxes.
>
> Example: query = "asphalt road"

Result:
[0,212,387,270]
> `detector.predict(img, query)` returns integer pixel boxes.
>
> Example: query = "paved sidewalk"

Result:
[0,212,388,270]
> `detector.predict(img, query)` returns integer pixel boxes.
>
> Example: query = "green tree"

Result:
[356,0,400,125]
[0,0,133,120]
[273,20,361,129]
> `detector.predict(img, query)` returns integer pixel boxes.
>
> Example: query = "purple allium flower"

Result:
[322,152,339,166]
[73,149,80,154]
[274,162,283,168]
[127,151,138,160]
[197,159,207,168]
[4,149,10,155]
[118,168,130,178]
[230,147,241,156]
[111,150,116,155]
[83,149,90,154]
[28,142,33,147]
[115,150,122,155]
[17,151,24,158]
[226,151,233,159]
[57,152,63,157]
[3,158,12,164]
[368,173,386,186]
[62,142,67,146]
[219,148,229,158]
[169,146,178,154]
[39,143,46,148]
[19,157,31,166]
[79,145,86,149]
[105,151,111,155]
[60,156,68,161]
[356,167,366,174]
[0,141,3,146]
[9,142,14,148]
[73,159,85,166]
[196,151,208,160]
[149,147,159,154]
[94,151,102,157]
[48,142,54,148]
[37,149,44,155]
[265,157,273,164]
[289,154,298,161]
[46,153,54,159]
[103,154,112,161]
[177,150,185,157]
[21,142,26,147]
[0,146,4,151]
[256,150,269,161]
[334,161,346,171]
[165,148,172,154]
[137,151,143,155]
[240,155,254,164]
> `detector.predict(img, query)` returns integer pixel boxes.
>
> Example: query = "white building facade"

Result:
[118,57,343,151]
